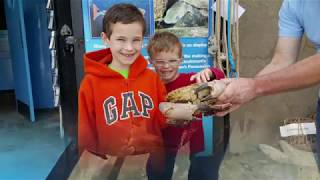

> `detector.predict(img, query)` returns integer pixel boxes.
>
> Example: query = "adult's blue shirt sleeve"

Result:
[278,0,304,38]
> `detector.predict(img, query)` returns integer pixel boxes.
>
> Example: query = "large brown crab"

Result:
[159,80,227,124]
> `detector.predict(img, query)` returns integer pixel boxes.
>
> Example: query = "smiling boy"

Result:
[147,31,225,180]
[78,3,166,174]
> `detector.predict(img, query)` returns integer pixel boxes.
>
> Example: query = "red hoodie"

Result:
[78,48,167,156]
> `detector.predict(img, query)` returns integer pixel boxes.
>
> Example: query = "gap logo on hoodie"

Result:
[103,91,154,125]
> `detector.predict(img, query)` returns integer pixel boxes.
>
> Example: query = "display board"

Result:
[82,0,214,73]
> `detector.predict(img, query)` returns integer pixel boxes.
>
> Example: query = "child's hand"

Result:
[190,68,213,83]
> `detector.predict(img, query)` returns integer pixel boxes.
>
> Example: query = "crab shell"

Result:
[166,80,226,105]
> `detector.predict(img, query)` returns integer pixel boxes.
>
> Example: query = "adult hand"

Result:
[190,68,213,83]
[214,78,258,116]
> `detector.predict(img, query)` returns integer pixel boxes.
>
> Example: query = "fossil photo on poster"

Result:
[154,0,209,37]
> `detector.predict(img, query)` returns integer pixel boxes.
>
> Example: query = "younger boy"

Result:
[78,3,166,173]
[147,31,225,180]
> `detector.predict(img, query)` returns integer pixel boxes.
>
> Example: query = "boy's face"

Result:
[102,22,143,70]
[151,49,182,84]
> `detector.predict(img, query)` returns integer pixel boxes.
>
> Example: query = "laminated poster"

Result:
[82,0,214,73]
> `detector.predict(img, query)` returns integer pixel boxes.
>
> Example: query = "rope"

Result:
[222,0,229,76]
[235,0,240,75]
[215,0,222,70]
[227,0,238,78]
[214,0,240,77]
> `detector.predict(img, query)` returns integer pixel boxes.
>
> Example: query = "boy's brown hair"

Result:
[102,3,146,38]
[147,31,182,59]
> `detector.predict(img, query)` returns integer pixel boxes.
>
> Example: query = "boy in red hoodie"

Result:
[147,31,225,180]
[78,3,166,175]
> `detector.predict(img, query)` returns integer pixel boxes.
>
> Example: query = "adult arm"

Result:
[215,38,320,116]
[254,52,320,96]
[257,37,301,76]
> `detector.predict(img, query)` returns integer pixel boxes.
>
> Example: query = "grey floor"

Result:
[220,146,320,180]
[0,92,67,180]
[1,92,318,180]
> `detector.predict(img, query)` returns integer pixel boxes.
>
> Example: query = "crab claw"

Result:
[159,102,199,121]
[194,80,226,103]
[159,102,231,124]
[194,83,212,101]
